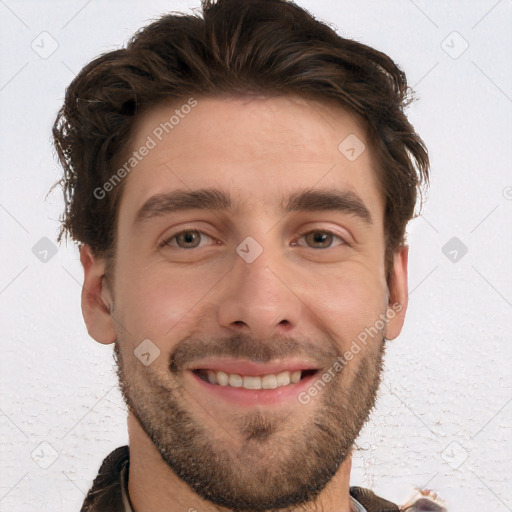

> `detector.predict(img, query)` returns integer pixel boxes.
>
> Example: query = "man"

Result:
[52,0,436,510]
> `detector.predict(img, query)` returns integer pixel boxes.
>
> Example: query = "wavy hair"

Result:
[52,0,429,277]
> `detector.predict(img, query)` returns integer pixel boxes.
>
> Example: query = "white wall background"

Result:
[0,0,511,510]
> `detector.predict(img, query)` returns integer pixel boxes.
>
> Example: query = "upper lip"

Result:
[186,358,318,376]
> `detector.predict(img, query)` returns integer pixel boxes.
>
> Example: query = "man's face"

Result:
[88,95,407,509]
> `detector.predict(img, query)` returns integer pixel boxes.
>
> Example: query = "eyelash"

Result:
[159,228,348,250]
[294,229,348,248]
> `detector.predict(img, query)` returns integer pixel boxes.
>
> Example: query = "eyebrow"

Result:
[134,187,373,225]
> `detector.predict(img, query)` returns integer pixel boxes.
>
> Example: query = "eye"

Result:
[159,229,216,250]
[159,228,347,251]
[292,229,347,249]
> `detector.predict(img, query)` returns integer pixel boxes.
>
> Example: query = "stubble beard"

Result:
[113,335,385,511]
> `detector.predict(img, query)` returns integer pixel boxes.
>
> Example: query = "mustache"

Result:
[169,333,339,374]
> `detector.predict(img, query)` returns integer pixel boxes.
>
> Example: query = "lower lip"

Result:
[189,371,318,407]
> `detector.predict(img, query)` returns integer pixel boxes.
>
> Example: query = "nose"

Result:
[216,246,303,340]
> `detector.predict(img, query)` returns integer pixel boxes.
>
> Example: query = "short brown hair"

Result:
[52,0,429,277]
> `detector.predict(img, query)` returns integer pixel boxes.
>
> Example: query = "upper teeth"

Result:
[205,370,302,389]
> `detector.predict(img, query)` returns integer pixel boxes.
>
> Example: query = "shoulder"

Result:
[350,486,400,512]
[80,445,130,512]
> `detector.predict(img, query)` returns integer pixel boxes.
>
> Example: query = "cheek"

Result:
[113,262,220,347]
[308,264,387,343]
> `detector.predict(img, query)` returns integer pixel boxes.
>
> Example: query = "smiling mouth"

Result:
[192,369,318,390]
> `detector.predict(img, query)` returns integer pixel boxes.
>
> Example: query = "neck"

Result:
[126,413,355,512]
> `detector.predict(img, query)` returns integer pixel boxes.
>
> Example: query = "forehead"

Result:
[117,94,384,220]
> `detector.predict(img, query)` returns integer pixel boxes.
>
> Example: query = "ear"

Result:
[79,244,116,345]
[384,245,409,341]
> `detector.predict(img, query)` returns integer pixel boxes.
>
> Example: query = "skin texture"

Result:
[80,95,409,512]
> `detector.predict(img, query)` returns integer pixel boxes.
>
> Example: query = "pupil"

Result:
[180,231,198,247]
[311,232,331,247]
